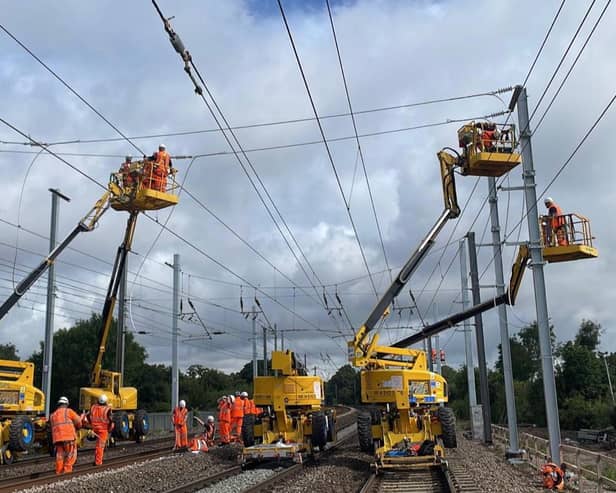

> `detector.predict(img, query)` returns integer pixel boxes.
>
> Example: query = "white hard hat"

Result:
[228,395,235,403]
[58,396,69,405]
[544,197,554,205]
[235,391,240,396]
[159,144,166,149]
[207,416,214,422]
[98,394,108,405]
[240,391,248,397]
[179,399,186,408]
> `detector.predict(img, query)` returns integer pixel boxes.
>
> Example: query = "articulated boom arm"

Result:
[386,244,530,351]
[0,184,120,321]
[90,211,139,387]
[348,150,461,367]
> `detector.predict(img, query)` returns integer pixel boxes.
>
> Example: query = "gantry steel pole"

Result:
[171,254,180,411]
[43,188,70,417]
[467,231,492,444]
[488,176,520,456]
[517,86,561,461]
[459,239,477,413]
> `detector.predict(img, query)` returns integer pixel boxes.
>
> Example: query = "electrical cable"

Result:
[278,0,378,297]
[326,0,391,279]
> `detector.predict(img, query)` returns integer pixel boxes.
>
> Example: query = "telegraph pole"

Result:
[427,337,433,372]
[487,176,520,456]
[171,254,180,411]
[435,334,441,374]
[262,325,268,376]
[252,305,257,379]
[116,264,127,384]
[517,86,561,461]
[274,323,278,352]
[459,239,477,412]
[43,188,70,417]
[467,231,492,444]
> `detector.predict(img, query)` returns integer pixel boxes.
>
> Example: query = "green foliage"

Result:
[559,393,611,430]
[325,364,360,405]
[0,343,19,361]
[574,320,602,352]
[29,313,147,406]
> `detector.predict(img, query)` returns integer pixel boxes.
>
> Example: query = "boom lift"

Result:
[240,349,336,465]
[0,161,178,459]
[349,121,522,471]
[350,120,598,472]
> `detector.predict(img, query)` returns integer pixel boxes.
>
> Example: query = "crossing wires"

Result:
[325,0,391,280]
[277,0,378,298]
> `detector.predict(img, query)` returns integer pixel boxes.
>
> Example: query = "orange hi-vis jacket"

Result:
[218,402,231,423]
[89,404,113,431]
[244,399,256,415]
[549,203,566,229]
[155,151,170,172]
[50,407,81,443]
[173,406,188,426]
[231,397,245,419]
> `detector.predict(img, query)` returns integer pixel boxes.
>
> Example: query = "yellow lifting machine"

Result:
[240,349,336,466]
[349,119,598,472]
[0,161,178,461]
[348,120,522,472]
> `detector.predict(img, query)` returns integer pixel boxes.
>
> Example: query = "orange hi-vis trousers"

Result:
[92,428,109,465]
[218,421,230,444]
[174,424,188,449]
[230,417,243,438]
[54,441,77,474]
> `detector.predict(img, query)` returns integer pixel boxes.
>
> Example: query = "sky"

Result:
[0,0,614,382]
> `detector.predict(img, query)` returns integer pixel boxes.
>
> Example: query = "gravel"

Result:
[16,443,243,493]
[197,469,275,493]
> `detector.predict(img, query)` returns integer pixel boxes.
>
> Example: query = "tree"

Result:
[28,313,147,407]
[574,319,602,352]
[325,365,360,405]
[0,343,19,361]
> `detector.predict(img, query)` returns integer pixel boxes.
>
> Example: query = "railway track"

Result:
[359,461,482,493]
[158,406,358,493]
[0,439,176,493]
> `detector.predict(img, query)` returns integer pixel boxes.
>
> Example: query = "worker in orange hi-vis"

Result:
[541,461,566,491]
[86,394,114,466]
[172,399,189,451]
[49,396,82,474]
[544,197,568,247]
[146,144,173,192]
[217,396,232,445]
[230,391,245,440]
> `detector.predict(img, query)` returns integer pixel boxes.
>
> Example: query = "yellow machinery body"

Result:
[0,360,49,464]
[241,350,336,464]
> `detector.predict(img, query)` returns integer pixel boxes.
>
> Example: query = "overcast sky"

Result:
[0,0,613,381]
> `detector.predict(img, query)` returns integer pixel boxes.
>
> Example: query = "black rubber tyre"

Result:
[418,439,435,456]
[1,446,14,465]
[113,411,130,440]
[325,409,337,442]
[437,406,457,448]
[357,412,373,453]
[311,412,328,449]
[242,414,255,447]
[9,416,34,452]
[133,409,149,442]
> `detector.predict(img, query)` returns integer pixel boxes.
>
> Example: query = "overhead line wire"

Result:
[0,23,146,157]
[326,0,391,281]
[277,0,378,297]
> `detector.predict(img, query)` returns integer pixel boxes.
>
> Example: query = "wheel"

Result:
[133,410,149,442]
[1,446,14,465]
[311,412,327,450]
[113,412,130,440]
[418,439,435,456]
[8,416,34,452]
[437,407,457,448]
[325,409,337,442]
[242,414,255,447]
[357,412,373,453]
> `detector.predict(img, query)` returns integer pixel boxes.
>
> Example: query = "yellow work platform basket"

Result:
[457,121,521,177]
[540,213,598,263]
